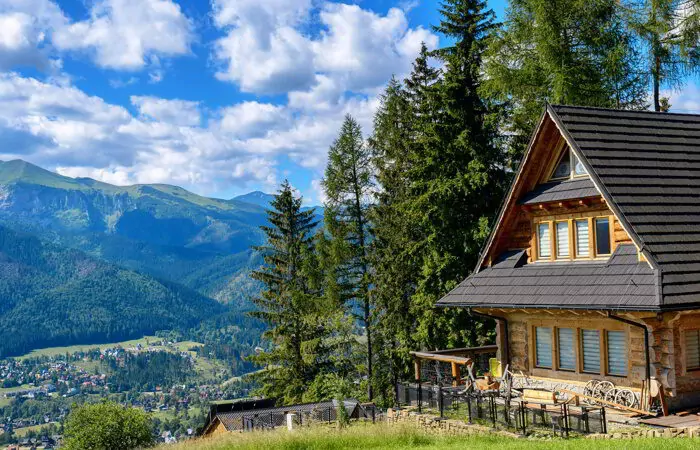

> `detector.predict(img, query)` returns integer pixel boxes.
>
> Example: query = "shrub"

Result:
[62,401,154,450]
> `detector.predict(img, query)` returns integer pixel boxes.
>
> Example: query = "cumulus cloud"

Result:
[131,96,201,127]
[0,1,439,198]
[212,0,315,94]
[0,0,192,72]
[219,102,290,139]
[53,0,193,70]
[211,0,437,98]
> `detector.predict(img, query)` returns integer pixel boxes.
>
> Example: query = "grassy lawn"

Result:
[14,423,55,437]
[0,384,33,395]
[16,336,204,360]
[16,336,161,359]
[166,423,699,450]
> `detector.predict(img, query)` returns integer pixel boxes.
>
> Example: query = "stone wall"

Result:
[386,408,520,438]
[587,426,700,440]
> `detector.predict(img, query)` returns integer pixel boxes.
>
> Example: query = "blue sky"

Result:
[0,0,694,204]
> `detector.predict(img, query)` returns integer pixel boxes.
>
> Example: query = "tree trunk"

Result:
[653,55,661,112]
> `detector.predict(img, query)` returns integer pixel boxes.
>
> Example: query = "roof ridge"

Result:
[551,103,700,119]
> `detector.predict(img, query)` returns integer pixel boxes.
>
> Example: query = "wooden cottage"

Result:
[436,105,700,411]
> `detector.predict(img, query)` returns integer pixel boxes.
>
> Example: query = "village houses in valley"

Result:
[435,104,700,412]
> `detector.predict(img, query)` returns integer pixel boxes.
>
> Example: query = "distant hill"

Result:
[232,191,276,209]
[0,224,224,357]
[0,160,328,307]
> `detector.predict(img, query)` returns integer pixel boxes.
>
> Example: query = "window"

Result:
[581,329,601,373]
[575,220,590,257]
[538,223,551,259]
[686,330,700,370]
[555,221,569,258]
[595,218,611,255]
[535,216,612,261]
[552,152,572,179]
[607,331,627,376]
[558,328,575,371]
[550,149,587,181]
[573,153,587,176]
[535,327,553,368]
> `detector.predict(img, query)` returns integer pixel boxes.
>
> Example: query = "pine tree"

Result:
[484,0,648,163]
[624,0,700,111]
[248,181,324,403]
[405,0,504,350]
[322,115,375,400]
[369,77,419,394]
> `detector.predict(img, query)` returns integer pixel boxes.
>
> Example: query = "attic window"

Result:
[550,148,587,181]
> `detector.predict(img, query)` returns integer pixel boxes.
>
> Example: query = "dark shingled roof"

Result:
[439,104,700,311]
[519,178,599,205]
[551,105,700,307]
[211,400,361,432]
[439,245,657,309]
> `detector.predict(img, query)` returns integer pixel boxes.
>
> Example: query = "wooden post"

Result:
[451,362,461,387]
[414,359,421,382]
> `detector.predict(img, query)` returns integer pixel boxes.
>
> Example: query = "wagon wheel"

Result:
[615,389,639,409]
[604,388,618,404]
[593,381,615,403]
[583,380,599,398]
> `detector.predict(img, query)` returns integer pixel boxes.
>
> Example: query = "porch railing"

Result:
[396,382,607,437]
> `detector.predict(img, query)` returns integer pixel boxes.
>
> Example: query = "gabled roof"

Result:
[439,244,657,310]
[439,104,700,311]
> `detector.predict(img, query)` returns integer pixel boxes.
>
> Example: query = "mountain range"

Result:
[0,159,321,356]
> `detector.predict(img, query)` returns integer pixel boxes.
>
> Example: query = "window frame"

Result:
[548,147,588,182]
[534,326,553,369]
[528,319,629,381]
[684,329,700,372]
[533,214,615,262]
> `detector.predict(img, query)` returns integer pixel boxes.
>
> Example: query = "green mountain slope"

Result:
[0,224,225,357]
[0,159,278,304]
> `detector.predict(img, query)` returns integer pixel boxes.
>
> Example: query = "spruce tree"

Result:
[484,0,648,163]
[405,0,504,350]
[624,0,700,111]
[369,77,418,392]
[249,181,324,403]
[322,115,375,400]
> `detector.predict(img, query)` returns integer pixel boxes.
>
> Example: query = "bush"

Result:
[62,402,154,450]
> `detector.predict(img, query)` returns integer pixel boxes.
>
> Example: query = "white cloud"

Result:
[131,96,201,127]
[212,1,439,98]
[219,102,290,139]
[212,0,314,94]
[52,0,193,70]
[665,83,700,113]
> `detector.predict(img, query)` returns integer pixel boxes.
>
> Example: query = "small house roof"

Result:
[439,104,700,311]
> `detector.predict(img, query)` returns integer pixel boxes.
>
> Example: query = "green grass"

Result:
[14,423,55,437]
[15,336,206,360]
[0,384,33,395]
[166,423,699,450]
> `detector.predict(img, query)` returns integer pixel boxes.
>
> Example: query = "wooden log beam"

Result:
[410,351,472,366]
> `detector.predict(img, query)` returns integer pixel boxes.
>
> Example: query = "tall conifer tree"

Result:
[484,0,648,163]
[249,181,324,403]
[405,0,504,349]
[369,77,418,390]
[323,115,376,400]
[624,0,700,111]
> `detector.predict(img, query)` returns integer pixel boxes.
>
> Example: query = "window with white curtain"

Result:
[575,220,589,257]
[556,221,569,258]
[607,331,627,376]
[581,329,601,373]
[557,328,575,370]
[686,330,700,370]
[538,223,551,259]
[535,327,552,368]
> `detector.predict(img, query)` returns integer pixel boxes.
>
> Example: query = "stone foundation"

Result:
[386,408,520,438]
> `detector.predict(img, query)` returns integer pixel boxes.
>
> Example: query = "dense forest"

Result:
[249,0,700,407]
[0,224,224,357]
